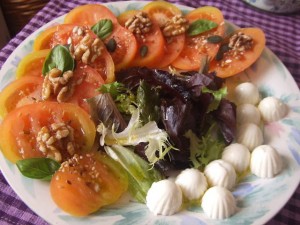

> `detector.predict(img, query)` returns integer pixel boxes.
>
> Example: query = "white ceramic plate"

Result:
[0,1,300,225]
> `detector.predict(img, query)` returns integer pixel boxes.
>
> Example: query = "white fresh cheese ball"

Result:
[234,82,260,105]
[236,103,261,125]
[146,179,182,216]
[222,143,251,174]
[237,123,264,151]
[204,160,236,190]
[250,145,283,178]
[258,96,288,123]
[201,186,236,219]
[175,168,208,201]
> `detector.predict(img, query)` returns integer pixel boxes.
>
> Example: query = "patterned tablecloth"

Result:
[0,0,299,224]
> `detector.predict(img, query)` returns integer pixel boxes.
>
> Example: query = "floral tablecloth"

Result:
[0,0,299,224]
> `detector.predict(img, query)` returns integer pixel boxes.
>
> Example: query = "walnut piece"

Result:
[42,68,75,103]
[36,122,76,162]
[70,33,103,64]
[125,11,152,41]
[161,15,189,37]
[228,32,253,53]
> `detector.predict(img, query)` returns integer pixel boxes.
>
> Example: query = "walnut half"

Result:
[42,68,75,103]
[161,15,189,37]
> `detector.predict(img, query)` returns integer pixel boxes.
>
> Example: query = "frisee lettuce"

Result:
[184,123,225,170]
[97,107,175,165]
[202,86,227,112]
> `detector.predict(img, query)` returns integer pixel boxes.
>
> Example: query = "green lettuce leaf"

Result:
[105,145,163,203]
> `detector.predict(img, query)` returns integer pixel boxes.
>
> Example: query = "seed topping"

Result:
[36,122,76,162]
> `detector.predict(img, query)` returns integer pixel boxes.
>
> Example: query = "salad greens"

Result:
[89,67,236,180]
[105,145,163,203]
[97,107,175,165]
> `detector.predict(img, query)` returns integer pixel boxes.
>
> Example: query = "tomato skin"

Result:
[209,28,266,78]
[50,151,128,216]
[172,6,225,70]
[16,49,50,78]
[0,102,96,163]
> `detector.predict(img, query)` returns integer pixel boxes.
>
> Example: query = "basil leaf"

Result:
[187,19,218,36]
[16,158,61,180]
[91,19,113,40]
[42,45,75,76]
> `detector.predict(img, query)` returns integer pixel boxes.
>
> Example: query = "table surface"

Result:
[0,0,299,224]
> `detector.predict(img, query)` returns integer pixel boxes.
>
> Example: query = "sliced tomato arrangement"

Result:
[142,1,185,68]
[50,151,128,216]
[209,28,266,78]
[64,4,138,71]
[0,102,96,163]
[172,6,225,71]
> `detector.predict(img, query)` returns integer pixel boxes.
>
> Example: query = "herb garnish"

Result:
[91,19,113,40]
[42,45,75,75]
[187,19,218,36]
[16,158,60,180]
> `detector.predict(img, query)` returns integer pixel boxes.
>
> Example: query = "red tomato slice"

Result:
[118,10,165,68]
[50,151,128,216]
[172,6,225,71]
[0,102,96,163]
[0,63,104,116]
[209,28,266,78]
[105,25,138,71]
[143,1,185,68]
[64,4,118,26]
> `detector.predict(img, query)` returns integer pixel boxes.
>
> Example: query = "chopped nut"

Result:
[42,68,75,103]
[36,122,76,162]
[161,15,189,37]
[125,11,152,41]
[71,33,103,64]
[228,32,253,54]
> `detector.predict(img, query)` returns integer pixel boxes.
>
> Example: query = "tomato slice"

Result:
[0,63,104,116]
[50,151,128,216]
[143,1,185,68]
[16,49,50,78]
[64,4,118,26]
[105,25,138,71]
[209,28,266,78]
[33,24,115,83]
[172,6,225,71]
[118,10,165,68]
[0,76,43,118]
[0,102,96,163]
